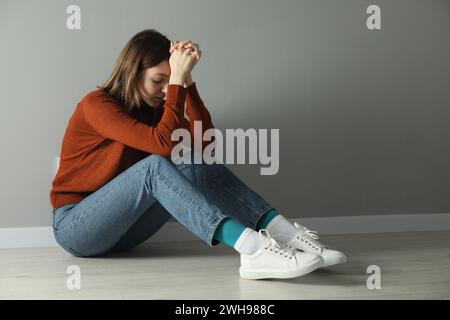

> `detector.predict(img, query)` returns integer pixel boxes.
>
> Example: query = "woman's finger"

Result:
[187,49,200,60]
[170,40,200,57]
[171,41,198,52]
[178,40,194,49]
[169,43,177,53]
[182,44,200,59]
[183,43,199,52]
[189,50,199,60]
[169,40,182,53]
[180,47,191,56]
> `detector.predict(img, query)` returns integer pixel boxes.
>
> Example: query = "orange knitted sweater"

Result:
[50,83,213,209]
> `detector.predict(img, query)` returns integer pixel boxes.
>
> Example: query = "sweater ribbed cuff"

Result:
[165,85,187,111]
[186,82,202,103]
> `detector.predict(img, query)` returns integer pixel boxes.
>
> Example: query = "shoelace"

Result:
[294,222,324,250]
[259,229,296,259]
[294,222,319,239]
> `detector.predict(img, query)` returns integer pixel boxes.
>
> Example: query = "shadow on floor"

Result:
[97,242,235,259]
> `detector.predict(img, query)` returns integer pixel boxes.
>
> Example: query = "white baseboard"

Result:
[1,213,449,249]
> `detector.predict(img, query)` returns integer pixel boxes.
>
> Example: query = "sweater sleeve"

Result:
[184,82,215,150]
[83,85,187,157]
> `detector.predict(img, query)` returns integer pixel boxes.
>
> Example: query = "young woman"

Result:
[50,29,346,280]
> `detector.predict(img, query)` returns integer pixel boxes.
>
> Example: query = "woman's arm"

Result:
[83,45,197,156]
[170,40,213,149]
[184,82,215,150]
[83,85,187,157]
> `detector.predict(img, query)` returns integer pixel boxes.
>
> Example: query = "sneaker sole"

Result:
[239,257,323,280]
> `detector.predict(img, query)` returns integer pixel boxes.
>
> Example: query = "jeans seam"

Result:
[151,165,227,245]
[251,206,275,230]
[207,215,228,246]
[152,167,203,212]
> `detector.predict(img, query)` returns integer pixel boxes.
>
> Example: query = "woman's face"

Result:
[138,60,171,108]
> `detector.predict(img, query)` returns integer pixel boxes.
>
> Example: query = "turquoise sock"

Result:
[213,217,247,247]
[256,209,280,230]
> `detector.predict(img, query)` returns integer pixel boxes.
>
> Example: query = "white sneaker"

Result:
[286,222,347,267]
[239,229,324,280]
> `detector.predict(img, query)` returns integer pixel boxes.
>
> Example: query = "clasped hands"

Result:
[168,40,202,87]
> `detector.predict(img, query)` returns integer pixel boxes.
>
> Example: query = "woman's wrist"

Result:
[169,74,185,86]
[184,74,193,88]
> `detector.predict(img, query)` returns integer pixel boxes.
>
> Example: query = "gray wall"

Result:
[1,0,449,228]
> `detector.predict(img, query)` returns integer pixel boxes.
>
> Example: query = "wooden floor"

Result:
[1,231,449,299]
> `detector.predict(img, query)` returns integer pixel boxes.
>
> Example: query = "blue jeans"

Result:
[52,153,274,257]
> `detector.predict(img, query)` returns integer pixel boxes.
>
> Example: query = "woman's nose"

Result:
[162,83,168,96]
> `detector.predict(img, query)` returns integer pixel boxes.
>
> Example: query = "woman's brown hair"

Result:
[97,29,171,119]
